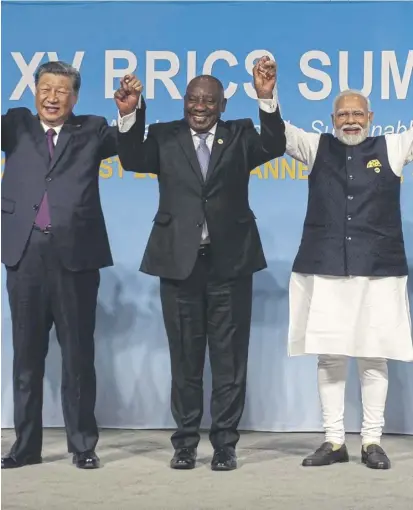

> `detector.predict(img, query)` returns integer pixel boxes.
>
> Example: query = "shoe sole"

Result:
[170,463,195,470]
[302,457,349,467]
[211,465,237,471]
[362,459,391,470]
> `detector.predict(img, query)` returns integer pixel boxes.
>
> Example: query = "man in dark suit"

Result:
[1,61,117,469]
[114,57,286,470]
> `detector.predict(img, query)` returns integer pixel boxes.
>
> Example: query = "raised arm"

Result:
[244,56,285,169]
[98,120,118,161]
[385,127,413,177]
[114,75,159,174]
[245,104,286,170]
[1,109,17,154]
[252,57,320,172]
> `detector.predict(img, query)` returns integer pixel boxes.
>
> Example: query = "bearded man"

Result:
[258,56,412,469]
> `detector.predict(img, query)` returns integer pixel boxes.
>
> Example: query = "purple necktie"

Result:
[34,128,55,229]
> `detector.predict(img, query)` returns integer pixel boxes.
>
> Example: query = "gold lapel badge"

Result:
[217,139,224,144]
[366,159,382,174]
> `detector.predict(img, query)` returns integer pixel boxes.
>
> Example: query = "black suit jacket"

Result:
[1,107,117,270]
[118,102,286,280]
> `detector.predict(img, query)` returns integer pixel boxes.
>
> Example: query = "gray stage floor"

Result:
[1,429,412,510]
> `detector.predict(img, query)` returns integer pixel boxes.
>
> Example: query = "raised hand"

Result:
[114,74,143,116]
[253,56,277,99]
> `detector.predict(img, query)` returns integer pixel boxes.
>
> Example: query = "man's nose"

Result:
[47,92,58,103]
[193,101,207,111]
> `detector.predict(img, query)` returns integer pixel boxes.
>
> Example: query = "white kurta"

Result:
[259,94,413,362]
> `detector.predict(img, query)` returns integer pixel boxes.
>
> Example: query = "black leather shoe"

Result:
[302,442,349,467]
[72,451,100,469]
[1,455,42,469]
[170,448,197,469]
[362,444,391,470]
[211,448,237,471]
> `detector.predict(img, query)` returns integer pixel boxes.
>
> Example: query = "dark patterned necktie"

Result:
[34,128,55,229]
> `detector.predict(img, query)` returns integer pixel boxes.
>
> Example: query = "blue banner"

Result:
[2,1,412,433]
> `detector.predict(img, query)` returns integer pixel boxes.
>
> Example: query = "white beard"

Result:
[335,124,370,146]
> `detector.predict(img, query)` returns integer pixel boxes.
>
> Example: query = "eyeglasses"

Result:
[335,110,366,119]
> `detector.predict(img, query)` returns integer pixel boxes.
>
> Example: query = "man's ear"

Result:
[221,98,227,113]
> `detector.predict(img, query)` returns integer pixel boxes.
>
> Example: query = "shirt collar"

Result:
[190,123,218,138]
[40,122,63,135]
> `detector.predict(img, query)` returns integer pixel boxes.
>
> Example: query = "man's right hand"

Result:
[114,74,143,117]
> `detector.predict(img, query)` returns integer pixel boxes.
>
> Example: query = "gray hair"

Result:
[333,89,371,112]
[35,61,81,94]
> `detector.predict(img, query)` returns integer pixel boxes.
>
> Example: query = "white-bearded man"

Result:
[257,56,413,470]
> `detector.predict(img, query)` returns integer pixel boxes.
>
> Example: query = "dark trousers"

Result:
[160,245,253,450]
[6,228,100,461]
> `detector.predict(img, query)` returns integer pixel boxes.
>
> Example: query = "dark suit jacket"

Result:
[118,102,286,280]
[1,107,117,270]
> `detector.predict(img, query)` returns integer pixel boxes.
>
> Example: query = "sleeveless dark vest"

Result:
[292,134,408,277]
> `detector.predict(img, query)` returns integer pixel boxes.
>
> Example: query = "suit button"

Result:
[346,236,352,241]
[197,223,202,227]
[33,204,39,210]
[347,195,354,200]
[348,156,352,160]
[347,215,352,221]
[349,175,354,180]
[46,177,52,182]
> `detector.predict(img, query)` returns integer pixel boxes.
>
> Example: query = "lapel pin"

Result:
[374,167,380,173]
[217,138,224,144]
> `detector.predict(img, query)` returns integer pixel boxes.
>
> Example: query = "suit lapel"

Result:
[205,121,231,182]
[175,121,204,184]
[49,115,80,172]
[30,115,50,167]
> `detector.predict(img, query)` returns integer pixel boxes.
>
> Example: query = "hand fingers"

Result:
[261,60,276,71]
[254,56,275,73]
[257,60,276,80]
[114,88,127,101]
[121,74,135,91]
[128,78,143,94]
[256,56,271,69]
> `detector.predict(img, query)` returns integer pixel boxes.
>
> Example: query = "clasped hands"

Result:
[114,55,277,116]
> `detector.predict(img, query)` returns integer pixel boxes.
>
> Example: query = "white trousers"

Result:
[318,355,388,445]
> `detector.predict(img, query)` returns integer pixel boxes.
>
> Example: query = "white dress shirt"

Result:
[40,122,63,146]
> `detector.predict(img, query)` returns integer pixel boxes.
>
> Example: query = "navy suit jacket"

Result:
[1,107,117,270]
[118,103,286,280]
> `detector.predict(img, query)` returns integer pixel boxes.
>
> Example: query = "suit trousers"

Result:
[160,244,253,450]
[6,228,100,461]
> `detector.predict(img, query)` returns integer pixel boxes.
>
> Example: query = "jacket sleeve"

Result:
[117,98,160,175]
[246,106,286,170]
[98,119,119,161]
[1,109,18,154]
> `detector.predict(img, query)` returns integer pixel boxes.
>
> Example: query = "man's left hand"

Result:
[253,56,277,99]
